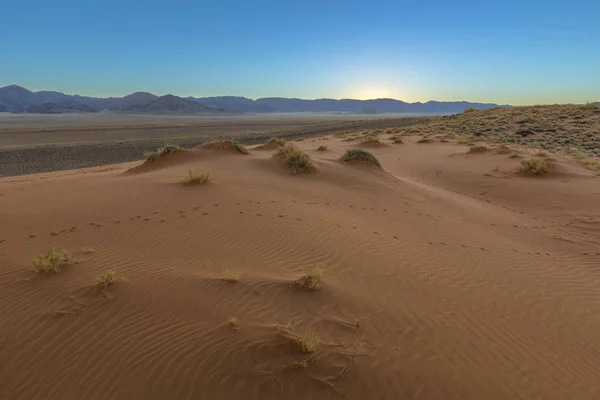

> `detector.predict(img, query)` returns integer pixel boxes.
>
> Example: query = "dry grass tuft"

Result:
[277,320,319,354]
[32,249,71,273]
[317,145,328,151]
[233,142,249,154]
[184,169,210,185]
[276,143,317,175]
[223,270,240,282]
[519,157,549,175]
[456,135,474,145]
[339,149,381,168]
[295,267,324,291]
[468,145,488,153]
[268,137,287,146]
[360,135,381,145]
[417,137,432,143]
[509,150,520,158]
[144,143,181,163]
[495,144,512,154]
[228,317,240,330]
[97,269,117,287]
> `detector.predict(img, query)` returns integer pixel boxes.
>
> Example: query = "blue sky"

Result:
[1,0,598,104]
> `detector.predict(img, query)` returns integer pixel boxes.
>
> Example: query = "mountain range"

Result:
[0,84,510,115]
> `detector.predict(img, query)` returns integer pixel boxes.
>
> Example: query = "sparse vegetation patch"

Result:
[339,149,381,167]
[144,143,182,163]
[519,157,549,175]
[360,135,381,145]
[295,267,324,291]
[184,169,210,185]
[32,249,72,273]
[468,145,488,153]
[276,143,317,175]
[268,137,287,146]
[317,145,328,151]
[223,270,240,282]
[97,269,117,287]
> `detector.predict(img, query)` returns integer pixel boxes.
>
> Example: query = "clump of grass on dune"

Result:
[277,320,319,354]
[388,135,403,144]
[295,267,324,291]
[223,270,240,282]
[519,157,549,175]
[268,137,287,146]
[317,145,328,151]
[233,142,249,154]
[456,135,474,145]
[468,145,488,153]
[144,143,182,163]
[495,144,512,154]
[360,135,381,145]
[32,249,72,273]
[416,137,432,143]
[184,169,210,185]
[202,139,249,155]
[339,149,381,167]
[276,143,316,175]
[97,269,117,287]
[229,317,240,330]
[509,150,520,158]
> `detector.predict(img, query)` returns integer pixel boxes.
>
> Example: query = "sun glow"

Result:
[348,85,397,100]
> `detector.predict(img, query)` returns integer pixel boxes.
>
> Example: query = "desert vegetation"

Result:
[32,249,72,273]
[144,143,181,163]
[360,135,381,145]
[295,267,324,291]
[519,157,549,175]
[317,145,328,151]
[97,269,117,287]
[468,145,488,153]
[267,137,286,146]
[184,169,210,185]
[277,320,319,354]
[390,105,600,157]
[223,270,240,283]
[276,143,317,174]
[339,149,381,168]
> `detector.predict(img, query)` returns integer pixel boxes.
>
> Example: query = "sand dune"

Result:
[1,133,600,400]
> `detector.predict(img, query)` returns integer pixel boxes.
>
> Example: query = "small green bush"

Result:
[339,149,381,167]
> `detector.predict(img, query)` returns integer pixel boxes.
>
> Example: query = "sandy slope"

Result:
[1,134,599,400]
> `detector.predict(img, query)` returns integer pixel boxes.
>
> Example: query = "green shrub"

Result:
[339,149,381,167]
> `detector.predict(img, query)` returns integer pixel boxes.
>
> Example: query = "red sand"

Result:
[1,135,599,399]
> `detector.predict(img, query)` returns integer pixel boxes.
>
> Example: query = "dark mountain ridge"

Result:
[0,84,513,114]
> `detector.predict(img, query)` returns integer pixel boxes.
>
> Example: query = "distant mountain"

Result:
[22,102,98,114]
[121,92,158,110]
[0,84,509,114]
[189,97,505,114]
[123,94,220,114]
[0,85,43,111]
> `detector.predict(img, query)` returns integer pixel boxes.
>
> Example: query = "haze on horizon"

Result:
[1,0,598,106]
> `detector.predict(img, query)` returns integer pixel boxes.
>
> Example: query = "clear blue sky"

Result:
[1,0,598,104]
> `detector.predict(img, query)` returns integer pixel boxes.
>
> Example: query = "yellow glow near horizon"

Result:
[347,85,398,100]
